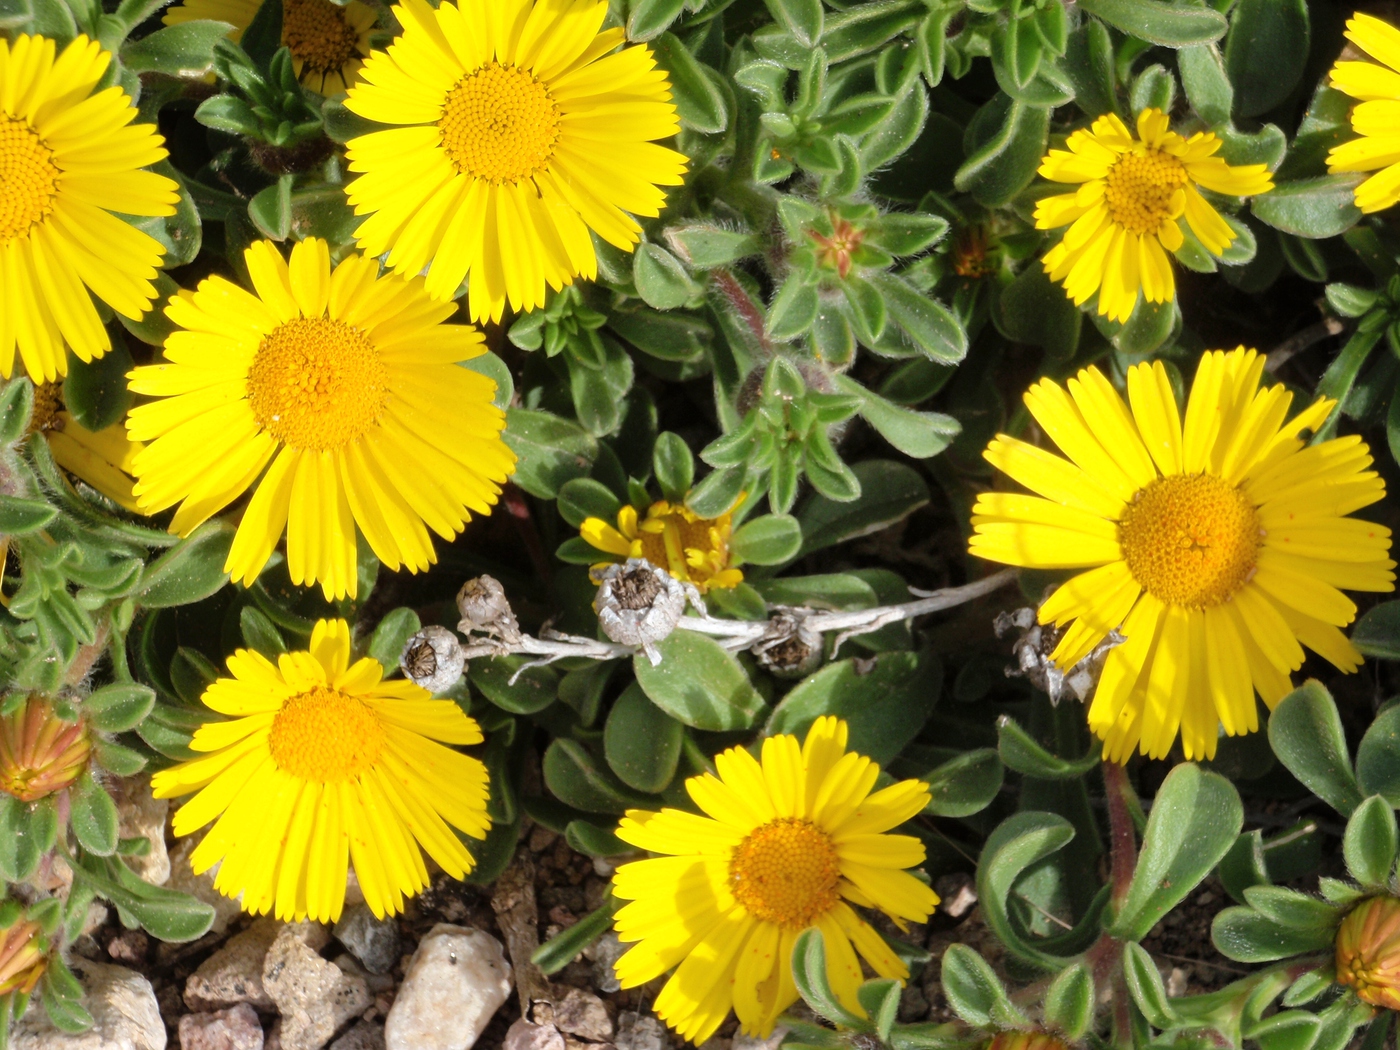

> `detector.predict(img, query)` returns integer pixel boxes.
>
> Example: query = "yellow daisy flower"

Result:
[969,348,1395,763]
[125,237,517,601]
[1327,13,1400,214]
[580,499,743,592]
[151,618,492,922]
[0,34,178,384]
[163,0,378,95]
[1034,109,1273,323]
[30,382,143,511]
[343,0,688,323]
[612,716,939,1044]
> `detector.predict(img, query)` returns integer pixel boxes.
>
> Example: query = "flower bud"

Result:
[401,626,466,694]
[0,696,91,802]
[1336,895,1400,1009]
[595,559,687,666]
[987,1032,1070,1050]
[0,919,46,996]
[752,611,823,679]
[457,575,522,644]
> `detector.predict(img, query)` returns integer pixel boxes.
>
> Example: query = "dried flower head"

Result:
[595,559,688,666]
[457,575,522,645]
[752,611,823,679]
[994,606,1124,705]
[401,625,467,693]
[0,696,91,802]
[1336,895,1400,1010]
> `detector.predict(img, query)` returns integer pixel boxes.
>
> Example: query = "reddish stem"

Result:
[711,268,773,354]
[1103,760,1139,912]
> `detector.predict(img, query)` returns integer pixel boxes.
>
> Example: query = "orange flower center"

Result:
[1336,896,1400,1010]
[634,502,736,593]
[1105,148,1187,236]
[729,817,841,929]
[247,316,389,450]
[1118,473,1261,609]
[268,685,385,782]
[438,62,561,184]
[0,117,59,243]
[282,0,362,75]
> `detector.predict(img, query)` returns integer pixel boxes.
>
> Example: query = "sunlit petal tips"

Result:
[163,0,378,95]
[1328,12,1400,213]
[125,237,517,601]
[342,0,688,323]
[1033,108,1272,323]
[0,34,178,384]
[151,619,492,923]
[969,348,1396,763]
[612,716,939,1044]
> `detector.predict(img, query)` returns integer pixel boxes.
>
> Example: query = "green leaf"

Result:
[557,478,624,530]
[366,608,419,671]
[1110,764,1243,941]
[470,657,560,715]
[767,651,941,765]
[1352,600,1400,660]
[954,96,1049,208]
[831,375,960,459]
[91,739,146,777]
[1343,795,1397,888]
[652,432,694,502]
[1212,907,1336,963]
[503,409,598,499]
[669,227,761,270]
[633,244,696,310]
[1123,942,1177,1029]
[627,0,683,42]
[730,514,802,565]
[70,854,215,941]
[0,496,56,534]
[0,379,33,444]
[70,770,120,856]
[634,632,767,731]
[193,93,260,136]
[797,460,929,555]
[133,522,235,607]
[925,749,1003,818]
[1253,176,1364,239]
[976,811,1076,970]
[63,342,134,433]
[1077,0,1227,47]
[120,18,231,75]
[1357,705,1400,806]
[866,272,967,364]
[792,928,870,1029]
[997,264,1082,361]
[82,683,155,734]
[650,34,728,134]
[1224,0,1309,119]
[996,716,1101,780]
[248,175,293,241]
[239,0,281,69]
[531,893,620,975]
[1267,680,1364,816]
[763,0,822,48]
[564,819,633,858]
[1246,1010,1322,1050]
[940,944,1013,1027]
[1043,962,1094,1041]
[1241,886,1345,930]
[604,682,684,794]
[767,276,820,341]
[1219,830,1269,904]
[1178,43,1232,126]
[1327,283,1381,318]
[543,738,655,815]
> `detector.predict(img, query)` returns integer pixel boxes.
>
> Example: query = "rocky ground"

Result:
[20,773,1254,1050]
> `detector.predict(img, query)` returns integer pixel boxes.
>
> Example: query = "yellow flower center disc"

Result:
[1104,148,1187,236]
[268,685,385,782]
[438,62,562,184]
[1119,473,1261,608]
[247,317,390,450]
[27,383,64,434]
[282,0,360,76]
[0,117,60,243]
[729,817,841,928]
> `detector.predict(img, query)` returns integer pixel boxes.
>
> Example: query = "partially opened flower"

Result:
[1328,13,1400,213]
[1336,895,1400,1010]
[126,237,516,600]
[343,0,687,322]
[612,716,939,1043]
[1034,109,1272,322]
[0,34,178,383]
[969,348,1395,762]
[0,918,45,998]
[29,383,142,511]
[163,0,378,95]
[581,498,742,592]
[0,696,91,803]
[151,619,492,922]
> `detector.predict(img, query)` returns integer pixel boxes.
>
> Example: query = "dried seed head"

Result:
[595,559,687,666]
[752,611,823,679]
[994,605,1122,705]
[400,626,466,694]
[457,575,522,644]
